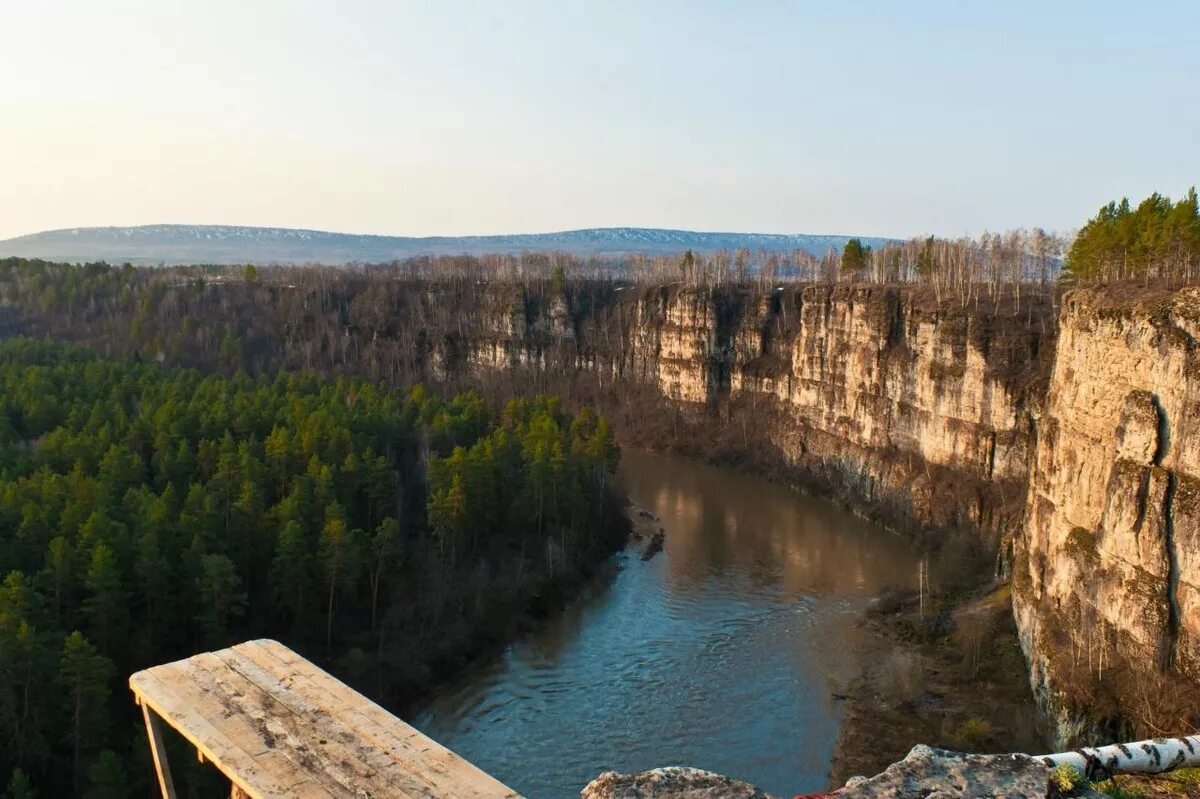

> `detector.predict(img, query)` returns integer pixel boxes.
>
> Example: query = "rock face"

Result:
[1012,287,1200,744]
[722,285,1049,537]
[453,284,1056,540]
[11,277,1055,543]
[834,745,1096,799]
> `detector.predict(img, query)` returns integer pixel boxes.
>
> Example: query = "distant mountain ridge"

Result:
[0,224,894,265]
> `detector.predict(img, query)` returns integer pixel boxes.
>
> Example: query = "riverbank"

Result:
[828,582,1044,787]
[383,494,632,718]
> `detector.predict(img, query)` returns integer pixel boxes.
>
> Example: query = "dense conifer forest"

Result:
[0,339,624,797]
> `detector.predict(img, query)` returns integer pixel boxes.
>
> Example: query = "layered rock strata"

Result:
[452,284,1055,540]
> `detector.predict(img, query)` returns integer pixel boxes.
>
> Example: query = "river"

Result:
[412,451,923,798]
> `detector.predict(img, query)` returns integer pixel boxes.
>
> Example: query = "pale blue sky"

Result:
[2,1,1197,240]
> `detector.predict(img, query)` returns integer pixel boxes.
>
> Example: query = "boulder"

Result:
[833,745,1103,799]
[581,767,774,799]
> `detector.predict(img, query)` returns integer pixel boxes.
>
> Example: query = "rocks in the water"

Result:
[640,530,665,561]
[581,767,774,799]
[626,504,658,540]
[626,504,667,560]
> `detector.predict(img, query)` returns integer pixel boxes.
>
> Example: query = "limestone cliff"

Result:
[724,285,1049,538]
[447,284,1054,540]
[1012,286,1200,744]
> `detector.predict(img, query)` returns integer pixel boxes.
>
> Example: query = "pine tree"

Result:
[428,474,468,563]
[85,749,130,799]
[319,503,359,652]
[194,554,245,647]
[271,520,313,628]
[840,238,871,276]
[82,542,127,653]
[59,632,114,794]
[3,619,53,771]
[368,517,400,633]
[36,535,72,632]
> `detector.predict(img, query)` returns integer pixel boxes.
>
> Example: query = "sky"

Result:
[2,0,1198,242]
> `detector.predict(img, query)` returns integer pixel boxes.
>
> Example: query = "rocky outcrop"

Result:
[1012,287,1200,744]
[834,745,1099,799]
[581,767,774,799]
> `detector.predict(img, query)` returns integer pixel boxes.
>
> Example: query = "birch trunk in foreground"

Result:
[1037,734,1200,777]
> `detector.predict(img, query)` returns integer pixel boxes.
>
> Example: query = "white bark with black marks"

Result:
[1038,734,1200,777]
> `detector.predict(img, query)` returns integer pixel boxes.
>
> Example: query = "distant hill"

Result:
[0,224,894,265]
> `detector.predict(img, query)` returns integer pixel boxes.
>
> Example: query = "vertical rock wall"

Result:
[726,285,1048,536]
[1012,287,1200,743]
[452,284,1054,539]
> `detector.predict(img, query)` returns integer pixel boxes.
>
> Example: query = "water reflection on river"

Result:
[413,451,921,798]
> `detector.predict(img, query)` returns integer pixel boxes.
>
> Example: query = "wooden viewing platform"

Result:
[129,639,522,799]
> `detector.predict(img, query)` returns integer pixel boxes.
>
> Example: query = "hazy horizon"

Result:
[1,221,895,241]
[4,1,1198,242]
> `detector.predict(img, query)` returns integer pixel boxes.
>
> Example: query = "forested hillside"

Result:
[0,339,625,797]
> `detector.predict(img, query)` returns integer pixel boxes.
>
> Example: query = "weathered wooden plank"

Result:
[241,640,521,799]
[137,664,338,798]
[132,683,294,799]
[218,644,466,799]
[130,670,319,799]
[169,654,367,799]
[192,651,431,799]
[133,668,338,799]
[248,640,520,798]
[137,662,276,761]
[130,640,521,799]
